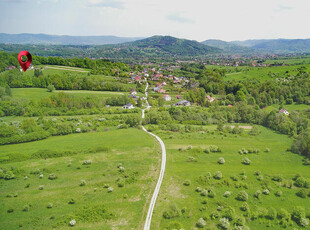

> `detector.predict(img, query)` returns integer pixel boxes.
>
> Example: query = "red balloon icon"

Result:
[18,51,32,72]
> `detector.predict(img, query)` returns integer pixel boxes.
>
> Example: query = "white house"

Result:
[174,100,191,106]
[163,94,171,101]
[123,103,134,109]
[279,109,289,116]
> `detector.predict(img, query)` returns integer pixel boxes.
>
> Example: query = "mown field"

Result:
[0,128,160,229]
[11,88,125,102]
[150,125,310,229]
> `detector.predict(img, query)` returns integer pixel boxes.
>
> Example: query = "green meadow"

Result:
[150,125,310,229]
[0,129,160,229]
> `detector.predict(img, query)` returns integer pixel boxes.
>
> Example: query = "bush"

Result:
[224,191,231,197]
[240,202,249,212]
[218,157,225,164]
[275,190,283,197]
[236,191,248,201]
[234,216,245,226]
[296,189,307,198]
[39,185,44,190]
[292,206,306,224]
[69,219,76,226]
[196,187,202,192]
[80,180,86,186]
[295,176,308,188]
[208,190,216,198]
[165,222,183,230]
[256,175,264,181]
[278,208,290,220]
[68,198,75,204]
[107,187,113,193]
[196,218,207,228]
[265,148,270,152]
[46,203,53,209]
[4,171,15,180]
[82,160,92,165]
[200,189,208,197]
[22,205,30,212]
[254,190,261,199]
[7,208,14,213]
[218,217,230,229]
[183,179,191,186]
[187,156,197,162]
[300,218,309,227]
[263,189,270,195]
[214,171,223,180]
[242,158,251,165]
[163,204,180,219]
[222,206,235,221]
[266,207,277,220]
[48,174,57,180]
[47,84,55,92]
[272,175,283,182]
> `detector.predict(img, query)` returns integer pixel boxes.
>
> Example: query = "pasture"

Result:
[0,129,160,229]
[150,125,310,229]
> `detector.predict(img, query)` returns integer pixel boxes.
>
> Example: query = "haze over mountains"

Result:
[1,33,310,59]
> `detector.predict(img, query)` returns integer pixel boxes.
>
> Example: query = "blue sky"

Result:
[0,0,309,41]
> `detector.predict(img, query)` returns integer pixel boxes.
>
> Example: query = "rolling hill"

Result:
[201,39,254,54]
[0,33,143,45]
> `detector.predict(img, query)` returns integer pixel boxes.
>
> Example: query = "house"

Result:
[206,95,214,103]
[176,95,182,99]
[191,82,199,88]
[279,109,290,116]
[174,100,191,106]
[123,103,134,109]
[151,76,160,81]
[156,83,164,88]
[130,89,137,95]
[158,89,166,93]
[173,79,181,84]
[227,104,233,107]
[153,87,160,92]
[134,76,141,82]
[163,94,171,101]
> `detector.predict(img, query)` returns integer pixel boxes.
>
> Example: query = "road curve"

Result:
[142,80,166,230]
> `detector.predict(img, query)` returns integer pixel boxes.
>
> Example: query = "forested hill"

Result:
[0,33,143,45]
[201,39,254,54]
[93,35,222,60]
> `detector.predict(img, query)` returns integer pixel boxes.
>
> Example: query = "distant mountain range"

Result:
[1,33,310,59]
[0,33,143,45]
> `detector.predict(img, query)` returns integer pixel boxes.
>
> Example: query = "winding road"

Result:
[142,80,166,230]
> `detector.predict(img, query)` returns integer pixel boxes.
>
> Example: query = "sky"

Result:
[0,0,309,42]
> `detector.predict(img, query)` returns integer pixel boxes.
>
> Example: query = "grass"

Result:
[0,128,160,229]
[264,103,310,113]
[150,125,310,229]
[11,88,125,102]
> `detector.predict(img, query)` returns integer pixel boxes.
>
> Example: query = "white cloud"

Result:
[87,0,124,9]
[167,12,194,24]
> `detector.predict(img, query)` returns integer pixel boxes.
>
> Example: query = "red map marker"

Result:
[18,51,32,72]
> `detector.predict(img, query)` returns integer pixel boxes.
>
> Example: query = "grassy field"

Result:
[11,88,125,102]
[263,103,310,113]
[224,64,310,81]
[150,125,310,229]
[0,128,160,229]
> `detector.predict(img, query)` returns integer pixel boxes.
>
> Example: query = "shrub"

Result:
[224,191,231,197]
[196,218,207,228]
[214,171,223,180]
[254,190,261,199]
[208,190,216,198]
[254,171,261,176]
[272,175,283,182]
[201,199,207,204]
[80,180,86,186]
[118,166,125,172]
[266,207,277,220]
[183,179,191,186]
[296,189,307,198]
[165,222,183,230]
[196,187,202,192]
[200,189,208,197]
[300,218,309,227]
[231,175,238,181]
[22,205,30,212]
[278,208,290,220]
[68,198,75,204]
[47,84,55,92]
[236,191,248,201]
[4,171,15,180]
[187,145,192,150]
[69,219,76,226]
[187,156,197,162]
[292,206,306,224]
[240,202,249,212]
[218,217,230,229]
[234,216,245,226]
[39,185,44,190]
[242,158,251,165]
[82,160,91,165]
[275,190,283,197]
[256,175,264,181]
[117,180,125,187]
[46,203,53,209]
[39,174,43,179]
[163,204,180,219]
[218,157,225,164]
[263,189,270,195]
[222,206,235,221]
[48,174,57,180]
[265,148,270,152]
[295,176,307,188]
[7,208,14,213]
[107,187,113,193]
